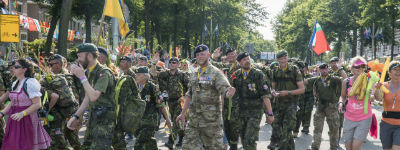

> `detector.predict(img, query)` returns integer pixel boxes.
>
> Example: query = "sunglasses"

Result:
[352,65,366,69]
[169,61,178,64]
[14,65,23,69]
[49,62,59,67]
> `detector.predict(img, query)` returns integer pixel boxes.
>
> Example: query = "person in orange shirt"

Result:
[375,61,400,150]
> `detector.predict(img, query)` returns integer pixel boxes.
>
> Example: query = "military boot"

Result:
[293,132,299,138]
[229,144,237,150]
[301,126,310,134]
[306,146,318,150]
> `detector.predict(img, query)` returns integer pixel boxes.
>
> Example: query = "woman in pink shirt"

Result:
[338,56,379,150]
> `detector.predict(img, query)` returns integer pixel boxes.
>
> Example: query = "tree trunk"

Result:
[391,10,395,60]
[351,28,357,57]
[44,15,59,55]
[184,17,190,59]
[144,0,150,50]
[57,0,74,57]
[173,4,178,56]
[85,12,92,43]
[359,27,364,56]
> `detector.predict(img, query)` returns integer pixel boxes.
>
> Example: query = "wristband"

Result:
[268,110,273,114]
[20,111,26,117]
[80,78,88,84]
[80,76,87,81]
[267,111,274,116]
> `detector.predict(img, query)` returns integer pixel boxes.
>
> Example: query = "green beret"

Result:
[319,63,329,69]
[236,52,249,62]
[77,43,98,53]
[194,44,209,56]
[330,57,339,62]
[276,50,288,58]
[135,66,149,74]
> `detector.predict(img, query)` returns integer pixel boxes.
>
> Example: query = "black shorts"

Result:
[380,120,400,149]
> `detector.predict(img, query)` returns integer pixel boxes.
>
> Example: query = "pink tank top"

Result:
[345,77,372,121]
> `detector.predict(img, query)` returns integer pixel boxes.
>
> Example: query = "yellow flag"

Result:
[103,0,130,37]
[169,44,172,58]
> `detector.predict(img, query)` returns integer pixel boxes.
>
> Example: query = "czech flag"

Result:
[309,21,330,55]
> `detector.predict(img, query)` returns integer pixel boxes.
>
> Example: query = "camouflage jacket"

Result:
[232,67,271,109]
[304,73,314,93]
[212,61,241,85]
[158,70,189,100]
[308,75,342,105]
[40,74,78,108]
[186,63,231,127]
[139,81,160,118]
[271,63,303,101]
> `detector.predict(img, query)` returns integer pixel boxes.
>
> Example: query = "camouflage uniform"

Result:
[158,69,189,145]
[0,65,10,148]
[294,73,314,134]
[212,61,241,149]
[112,72,140,150]
[182,63,231,150]
[133,81,161,150]
[271,63,303,150]
[40,74,79,150]
[307,74,341,150]
[232,67,271,150]
[82,63,116,150]
[329,67,345,140]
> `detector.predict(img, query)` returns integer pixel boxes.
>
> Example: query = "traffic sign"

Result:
[0,15,20,43]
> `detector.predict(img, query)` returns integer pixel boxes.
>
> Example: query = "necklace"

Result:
[390,81,400,109]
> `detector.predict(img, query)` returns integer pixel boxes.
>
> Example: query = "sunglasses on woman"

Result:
[352,65,366,69]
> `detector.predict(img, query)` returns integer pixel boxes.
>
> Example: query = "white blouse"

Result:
[11,78,42,99]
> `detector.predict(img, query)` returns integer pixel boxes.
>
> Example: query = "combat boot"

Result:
[306,146,318,150]
[293,132,299,138]
[301,126,310,134]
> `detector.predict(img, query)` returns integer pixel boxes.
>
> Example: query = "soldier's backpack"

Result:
[115,75,146,133]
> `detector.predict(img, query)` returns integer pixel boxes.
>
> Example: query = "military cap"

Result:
[225,47,236,55]
[270,61,279,68]
[319,63,329,69]
[169,57,179,63]
[276,50,288,58]
[330,57,339,62]
[135,66,149,74]
[77,43,98,53]
[194,44,209,56]
[98,47,109,57]
[236,52,249,62]
[119,56,132,62]
[48,54,63,62]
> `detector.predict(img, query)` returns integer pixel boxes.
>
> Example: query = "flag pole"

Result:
[96,0,107,45]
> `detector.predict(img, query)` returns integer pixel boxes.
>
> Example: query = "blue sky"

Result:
[255,0,286,40]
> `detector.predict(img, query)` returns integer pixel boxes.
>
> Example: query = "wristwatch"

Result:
[267,112,274,116]
[288,91,292,95]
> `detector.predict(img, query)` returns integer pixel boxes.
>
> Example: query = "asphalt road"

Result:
[76,105,384,150]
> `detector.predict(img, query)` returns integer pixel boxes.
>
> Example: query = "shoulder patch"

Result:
[263,84,269,90]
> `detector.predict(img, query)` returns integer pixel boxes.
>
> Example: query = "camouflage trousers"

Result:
[295,92,314,132]
[82,110,115,150]
[134,113,159,150]
[46,109,69,150]
[339,113,344,139]
[182,121,224,150]
[271,100,297,150]
[64,121,81,150]
[222,98,240,147]
[168,99,184,141]
[238,108,263,150]
[0,117,4,148]
[112,117,127,150]
[311,103,339,150]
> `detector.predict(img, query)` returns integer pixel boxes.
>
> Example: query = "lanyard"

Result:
[390,81,400,109]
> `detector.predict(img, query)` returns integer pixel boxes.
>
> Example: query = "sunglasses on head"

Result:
[352,65,366,69]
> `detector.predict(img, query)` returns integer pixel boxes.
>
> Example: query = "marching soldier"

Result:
[134,66,171,150]
[157,57,189,149]
[270,50,305,150]
[212,47,242,150]
[67,43,116,150]
[176,44,236,149]
[307,63,341,150]
[294,62,314,136]
[232,52,274,150]
[46,54,81,150]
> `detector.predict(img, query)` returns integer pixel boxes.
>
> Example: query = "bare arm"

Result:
[340,79,347,103]
[49,93,59,110]
[74,95,89,116]
[81,81,101,102]
[0,91,9,104]
[340,70,348,80]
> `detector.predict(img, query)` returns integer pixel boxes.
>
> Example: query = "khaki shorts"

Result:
[342,117,372,143]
